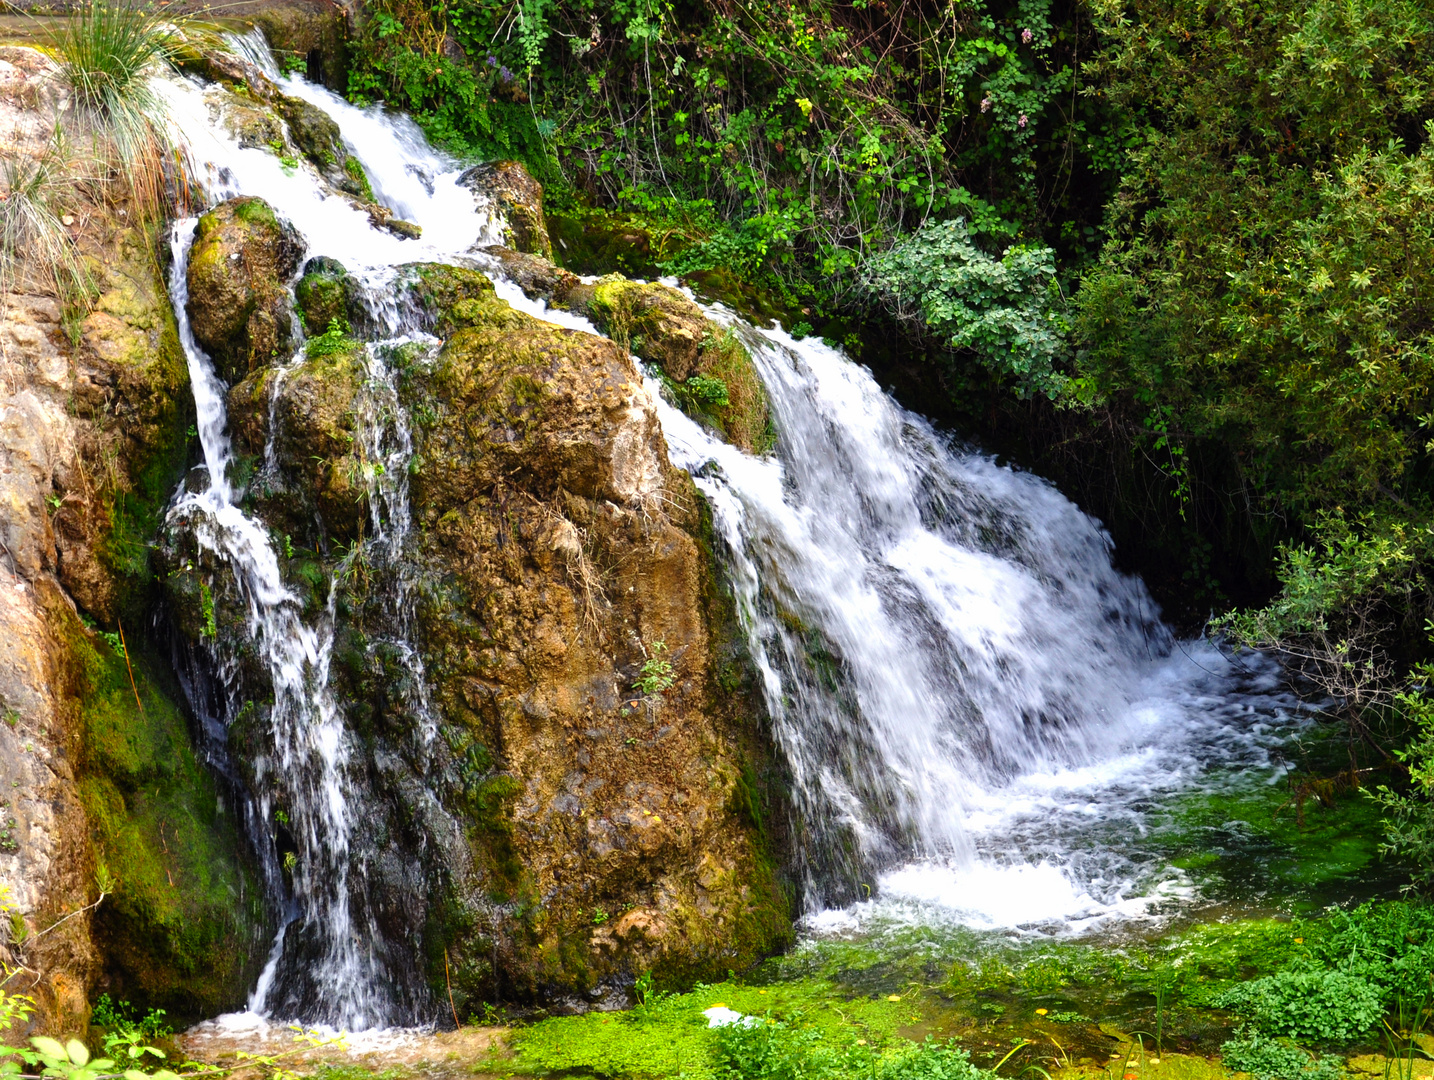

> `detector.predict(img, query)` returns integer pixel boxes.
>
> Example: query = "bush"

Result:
[1215,969,1383,1043]
[862,218,1067,399]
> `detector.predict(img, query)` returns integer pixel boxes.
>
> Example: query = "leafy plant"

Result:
[1214,969,1383,1042]
[1219,1030,1343,1080]
[863,219,1067,399]
[633,640,674,696]
[306,317,354,358]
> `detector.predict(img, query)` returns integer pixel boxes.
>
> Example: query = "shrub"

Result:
[862,218,1067,399]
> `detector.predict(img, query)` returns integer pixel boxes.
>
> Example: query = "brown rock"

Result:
[459,160,552,258]
[186,196,304,385]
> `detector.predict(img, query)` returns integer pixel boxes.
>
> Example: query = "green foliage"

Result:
[634,640,675,696]
[1075,0,1434,516]
[347,0,1115,302]
[305,317,355,359]
[1376,678,1434,887]
[684,374,731,409]
[1219,1030,1344,1080]
[717,1020,989,1080]
[90,994,171,1042]
[862,218,1066,398]
[1213,970,1383,1042]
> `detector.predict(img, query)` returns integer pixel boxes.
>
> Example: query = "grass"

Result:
[51,0,179,219]
[0,137,86,298]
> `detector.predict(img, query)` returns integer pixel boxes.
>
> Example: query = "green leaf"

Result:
[66,1041,89,1067]
[31,1037,66,1061]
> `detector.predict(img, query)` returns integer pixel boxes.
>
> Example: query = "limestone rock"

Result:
[186,196,305,384]
[295,256,362,334]
[485,251,775,454]
[459,160,552,258]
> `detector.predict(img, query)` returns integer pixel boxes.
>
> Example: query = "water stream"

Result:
[157,33,1325,1029]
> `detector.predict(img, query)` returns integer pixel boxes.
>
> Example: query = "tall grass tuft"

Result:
[0,138,87,300]
[52,0,179,217]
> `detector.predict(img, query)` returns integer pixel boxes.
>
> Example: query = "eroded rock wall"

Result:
[0,46,271,1033]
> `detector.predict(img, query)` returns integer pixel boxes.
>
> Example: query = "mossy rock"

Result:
[576,277,773,454]
[295,256,362,334]
[459,160,551,258]
[61,609,272,1022]
[186,196,304,384]
[401,262,501,337]
[276,93,342,171]
[250,6,350,91]
[396,296,791,1001]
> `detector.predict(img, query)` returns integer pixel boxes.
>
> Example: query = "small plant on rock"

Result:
[634,640,675,697]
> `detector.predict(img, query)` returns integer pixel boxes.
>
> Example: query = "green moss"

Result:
[1150,765,1393,906]
[231,196,279,228]
[62,608,271,1021]
[96,238,195,621]
[295,264,355,333]
[344,156,375,201]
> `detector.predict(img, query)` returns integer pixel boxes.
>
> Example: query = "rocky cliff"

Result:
[0,45,271,1034]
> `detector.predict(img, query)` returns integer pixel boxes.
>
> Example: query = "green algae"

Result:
[62,607,272,1021]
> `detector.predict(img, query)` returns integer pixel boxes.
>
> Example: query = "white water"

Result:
[157,32,1305,1025]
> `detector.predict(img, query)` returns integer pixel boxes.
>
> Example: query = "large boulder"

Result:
[395,286,790,1001]
[186,196,304,384]
[163,264,792,1013]
[459,160,552,258]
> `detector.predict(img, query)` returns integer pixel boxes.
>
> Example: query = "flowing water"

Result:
[158,33,1341,1030]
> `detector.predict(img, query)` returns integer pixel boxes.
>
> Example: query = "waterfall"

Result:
[156,31,1303,1027]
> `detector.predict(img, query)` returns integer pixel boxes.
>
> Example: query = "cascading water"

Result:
[650,321,1306,932]
[156,29,1305,1028]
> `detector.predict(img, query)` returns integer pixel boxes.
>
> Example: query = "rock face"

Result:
[0,47,272,1034]
[395,277,789,1000]
[460,161,553,259]
[169,244,791,1015]
[486,249,775,455]
[187,197,305,385]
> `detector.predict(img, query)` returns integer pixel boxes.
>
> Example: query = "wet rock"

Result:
[1,49,266,1033]
[485,252,774,453]
[295,256,362,334]
[459,160,551,258]
[384,218,423,240]
[488,246,581,304]
[389,289,791,998]
[276,93,342,170]
[186,196,305,384]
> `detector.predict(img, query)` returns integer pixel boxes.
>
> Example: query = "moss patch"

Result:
[61,609,271,1021]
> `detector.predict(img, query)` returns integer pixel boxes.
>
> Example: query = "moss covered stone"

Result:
[295,256,361,333]
[385,290,790,1003]
[458,161,552,258]
[186,196,304,384]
